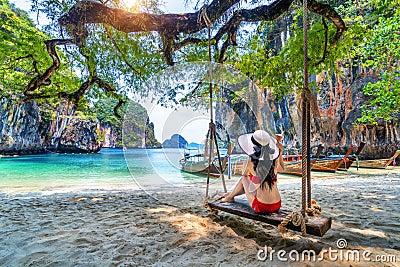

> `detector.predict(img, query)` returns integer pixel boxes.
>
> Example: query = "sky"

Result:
[10,0,214,144]
[10,0,191,19]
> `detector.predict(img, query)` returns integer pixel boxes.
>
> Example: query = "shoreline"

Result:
[2,165,398,196]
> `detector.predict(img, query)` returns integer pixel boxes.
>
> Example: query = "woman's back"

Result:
[245,159,281,204]
[256,182,281,204]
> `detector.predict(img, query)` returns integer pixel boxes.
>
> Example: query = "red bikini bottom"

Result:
[251,197,281,213]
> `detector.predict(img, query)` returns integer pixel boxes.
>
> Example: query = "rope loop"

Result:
[300,88,320,119]
[278,210,308,237]
[306,199,322,216]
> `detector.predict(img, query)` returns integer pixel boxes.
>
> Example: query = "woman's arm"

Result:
[276,143,285,172]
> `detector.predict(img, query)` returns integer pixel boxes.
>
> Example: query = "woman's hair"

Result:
[250,151,277,190]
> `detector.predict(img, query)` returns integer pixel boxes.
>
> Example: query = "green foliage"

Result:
[0,0,165,139]
[122,100,160,148]
[229,10,351,100]
[89,95,128,126]
[352,4,400,123]
[3,0,399,126]
[88,26,166,94]
[88,96,160,147]
[357,74,400,124]
[229,0,400,123]
[29,0,167,98]
[0,0,80,100]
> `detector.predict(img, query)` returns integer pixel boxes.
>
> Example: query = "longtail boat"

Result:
[279,160,306,176]
[180,157,227,177]
[338,142,366,170]
[312,158,343,173]
[180,144,233,177]
[312,146,354,173]
[229,153,308,176]
[356,150,400,169]
[279,145,324,176]
[228,152,305,176]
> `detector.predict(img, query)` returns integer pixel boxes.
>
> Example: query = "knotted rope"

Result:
[278,199,322,237]
[306,199,322,216]
[278,211,308,237]
[299,87,320,119]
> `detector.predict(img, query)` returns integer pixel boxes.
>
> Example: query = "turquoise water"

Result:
[0,148,206,194]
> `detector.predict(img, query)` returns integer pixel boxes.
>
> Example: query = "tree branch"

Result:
[24,39,73,95]
[307,0,347,45]
[315,17,328,66]
[93,76,125,118]
[161,33,175,65]
[11,54,40,74]
[58,0,242,35]
[58,78,96,103]
[55,0,347,66]
[174,37,203,51]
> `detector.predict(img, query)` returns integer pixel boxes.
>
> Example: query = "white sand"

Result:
[0,167,399,266]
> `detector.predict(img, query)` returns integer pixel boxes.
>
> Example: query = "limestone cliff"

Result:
[0,99,100,154]
[217,73,399,161]
[119,101,161,148]
[0,98,160,154]
[311,66,399,159]
[56,118,101,153]
[0,99,47,154]
[162,134,187,148]
[98,122,118,148]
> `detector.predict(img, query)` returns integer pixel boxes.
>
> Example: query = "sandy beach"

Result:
[0,167,399,266]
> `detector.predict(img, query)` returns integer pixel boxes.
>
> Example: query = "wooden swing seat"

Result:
[207,199,331,237]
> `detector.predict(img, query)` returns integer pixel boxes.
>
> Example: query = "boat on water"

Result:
[355,150,399,169]
[228,153,307,176]
[312,158,344,173]
[324,142,366,171]
[279,160,307,176]
[279,145,323,176]
[180,156,226,177]
[312,146,354,173]
[338,142,366,170]
[226,144,397,176]
[179,144,233,177]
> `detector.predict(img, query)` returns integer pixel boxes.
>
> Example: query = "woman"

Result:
[221,130,284,213]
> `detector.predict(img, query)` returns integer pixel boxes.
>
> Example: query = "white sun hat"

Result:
[238,130,279,160]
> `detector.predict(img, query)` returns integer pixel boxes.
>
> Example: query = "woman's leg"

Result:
[221,177,245,202]
[223,176,256,204]
[241,175,256,205]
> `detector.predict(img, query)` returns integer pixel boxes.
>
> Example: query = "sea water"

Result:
[0,148,207,195]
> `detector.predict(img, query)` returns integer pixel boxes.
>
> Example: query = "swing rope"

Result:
[200,6,227,199]
[278,0,321,237]
[301,0,309,217]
